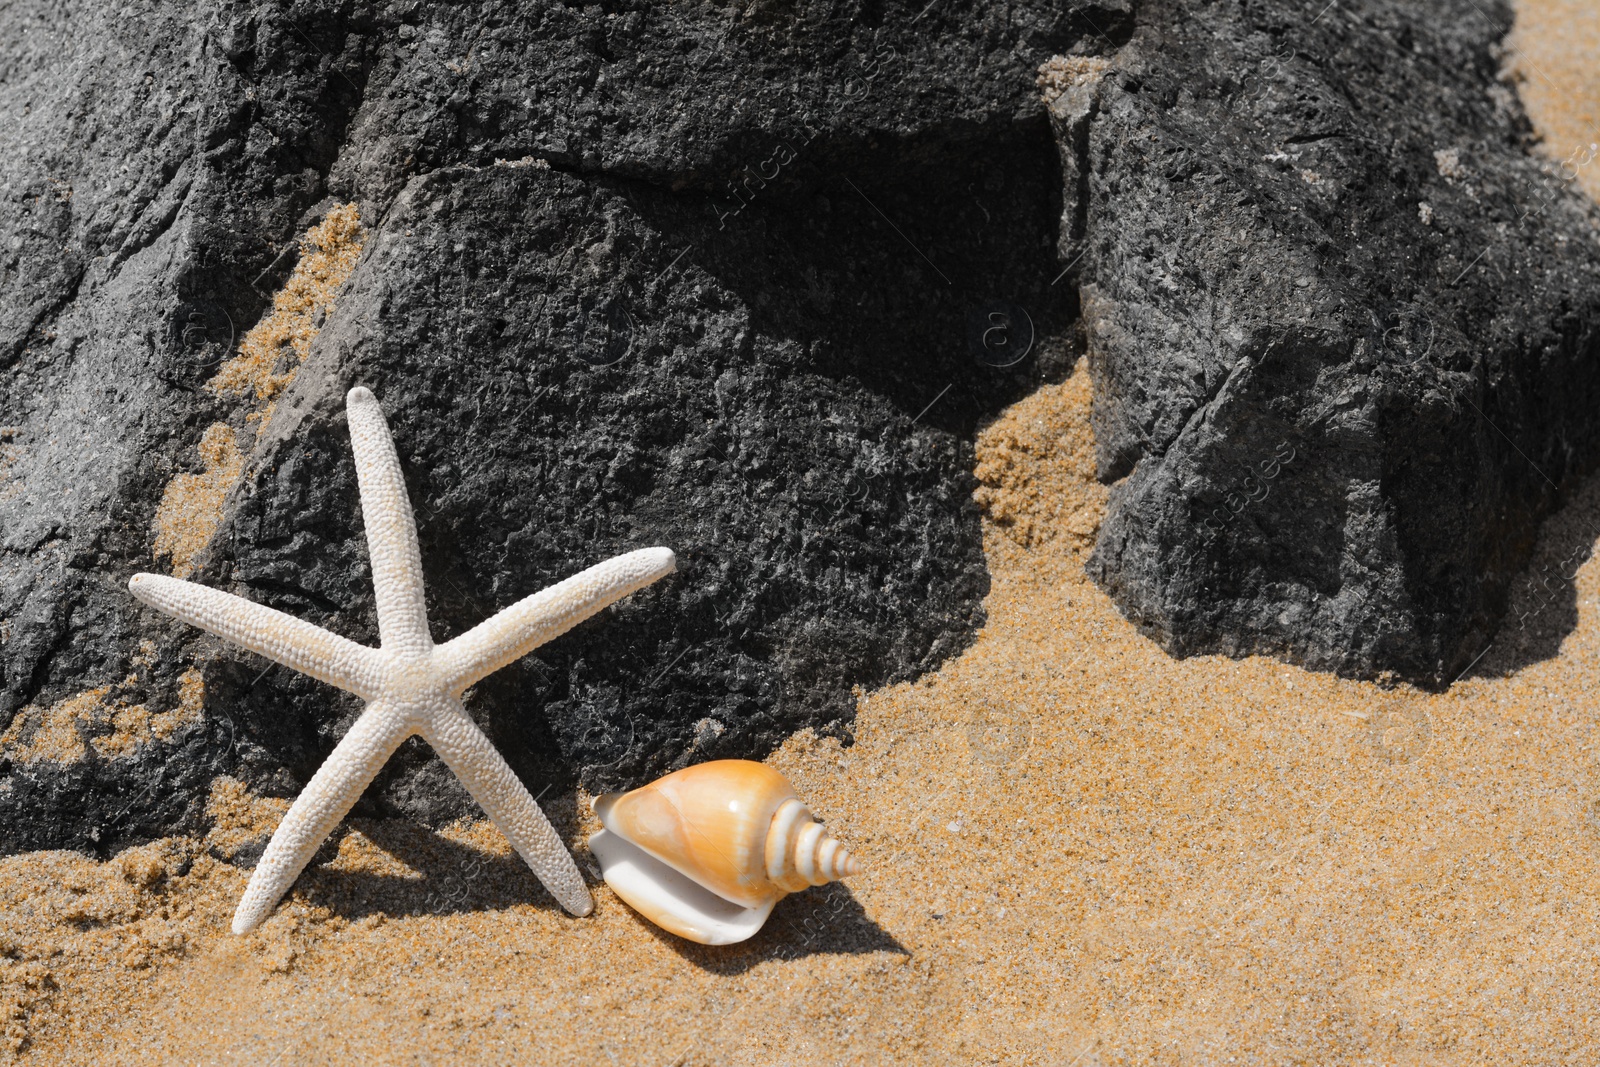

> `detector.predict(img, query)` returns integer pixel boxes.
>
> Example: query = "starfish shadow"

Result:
[292,816,573,920]
[625,880,908,976]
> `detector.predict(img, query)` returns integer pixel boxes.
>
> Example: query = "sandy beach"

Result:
[4,3,1600,1063]
[1508,0,1600,200]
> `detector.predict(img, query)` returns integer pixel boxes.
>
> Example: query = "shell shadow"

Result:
[629,880,908,976]
[289,817,567,920]
[1466,465,1600,681]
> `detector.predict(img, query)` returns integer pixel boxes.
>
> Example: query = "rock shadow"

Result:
[630,880,908,976]
[1466,464,1600,680]
[612,120,1080,442]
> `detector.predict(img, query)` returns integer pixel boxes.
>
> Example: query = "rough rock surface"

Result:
[6,0,1598,860]
[0,0,1099,853]
[1067,0,1600,684]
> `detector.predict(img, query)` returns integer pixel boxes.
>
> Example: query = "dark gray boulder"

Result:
[0,0,1089,853]
[7,0,1597,862]
[1069,0,1600,685]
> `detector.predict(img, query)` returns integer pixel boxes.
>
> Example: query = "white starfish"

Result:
[129,386,675,933]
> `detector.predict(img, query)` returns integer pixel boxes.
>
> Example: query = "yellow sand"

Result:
[150,423,242,578]
[1507,0,1600,199]
[0,641,205,767]
[5,7,1600,1063]
[5,362,1599,1064]
[208,204,365,405]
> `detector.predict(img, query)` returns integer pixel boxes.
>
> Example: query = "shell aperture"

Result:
[587,828,776,945]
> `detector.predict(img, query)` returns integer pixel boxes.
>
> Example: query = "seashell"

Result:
[587,759,863,945]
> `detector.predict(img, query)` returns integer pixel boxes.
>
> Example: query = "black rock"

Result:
[8,0,1595,859]
[1069,0,1600,685]
[0,0,1089,852]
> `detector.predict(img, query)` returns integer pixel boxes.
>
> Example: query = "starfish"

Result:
[129,386,675,933]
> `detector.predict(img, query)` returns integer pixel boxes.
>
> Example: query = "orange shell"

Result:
[594,759,862,912]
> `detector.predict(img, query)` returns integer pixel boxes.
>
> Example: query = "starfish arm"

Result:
[422,701,594,916]
[129,573,384,698]
[232,703,413,934]
[347,386,433,657]
[435,547,676,693]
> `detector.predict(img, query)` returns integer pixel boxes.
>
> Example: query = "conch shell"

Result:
[587,759,863,945]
